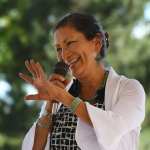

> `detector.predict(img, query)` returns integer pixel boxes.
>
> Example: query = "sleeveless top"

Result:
[49,71,108,149]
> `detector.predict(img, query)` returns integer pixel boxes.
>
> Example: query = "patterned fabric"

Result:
[50,105,80,150]
[49,72,108,149]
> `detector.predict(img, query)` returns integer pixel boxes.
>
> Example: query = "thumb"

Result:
[24,94,43,100]
[63,79,70,86]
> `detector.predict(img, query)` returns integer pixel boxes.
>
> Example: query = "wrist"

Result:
[38,109,53,128]
[37,117,52,129]
[58,90,74,107]
[41,108,53,119]
[45,102,53,112]
[70,97,82,113]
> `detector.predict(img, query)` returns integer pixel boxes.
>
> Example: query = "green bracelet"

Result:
[70,97,82,113]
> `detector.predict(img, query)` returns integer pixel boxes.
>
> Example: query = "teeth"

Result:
[70,59,78,64]
[68,58,79,65]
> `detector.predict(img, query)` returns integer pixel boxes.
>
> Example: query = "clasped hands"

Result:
[19,59,69,103]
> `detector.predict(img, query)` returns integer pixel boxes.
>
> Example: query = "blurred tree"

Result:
[0,0,149,149]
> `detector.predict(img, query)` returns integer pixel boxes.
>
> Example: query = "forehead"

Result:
[53,26,84,45]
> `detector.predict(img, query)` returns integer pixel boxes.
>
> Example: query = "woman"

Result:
[20,12,145,150]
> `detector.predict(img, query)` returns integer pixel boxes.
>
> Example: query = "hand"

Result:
[19,59,52,101]
[19,59,70,101]
[48,73,70,89]
[43,72,70,114]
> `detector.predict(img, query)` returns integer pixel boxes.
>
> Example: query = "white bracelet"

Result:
[41,109,52,118]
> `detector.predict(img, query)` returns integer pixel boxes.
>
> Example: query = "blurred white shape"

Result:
[144,2,150,21]
[23,84,43,108]
[23,84,37,106]
[0,17,10,28]
[23,84,37,95]
[132,21,150,39]
[48,15,56,24]
[0,80,13,105]
[131,2,150,39]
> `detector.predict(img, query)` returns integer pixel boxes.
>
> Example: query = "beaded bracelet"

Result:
[70,97,82,113]
[37,111,52,129]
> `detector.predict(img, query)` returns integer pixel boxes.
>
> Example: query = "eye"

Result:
[66,41,76,46]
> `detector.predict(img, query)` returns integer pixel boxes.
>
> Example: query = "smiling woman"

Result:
[20,12,145,150]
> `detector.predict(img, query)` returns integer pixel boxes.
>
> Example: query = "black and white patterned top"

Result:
[49,71,108,150]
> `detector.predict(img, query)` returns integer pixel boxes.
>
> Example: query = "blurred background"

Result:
[0,0,150,149]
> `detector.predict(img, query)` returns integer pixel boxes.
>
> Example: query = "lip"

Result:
[69,57,80,68]
[67,57,80,65]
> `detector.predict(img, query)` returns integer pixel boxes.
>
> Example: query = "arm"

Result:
[20,60,69,150]
[53,78,145,149]
[21,60,145,149]
[75,79,145,149]
[21,102,53,150]
[32,102,53,150]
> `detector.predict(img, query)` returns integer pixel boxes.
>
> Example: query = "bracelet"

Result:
[37,119,50,128]
[39,109,53,118]
[70,97,82,113]
[41,109,52,118]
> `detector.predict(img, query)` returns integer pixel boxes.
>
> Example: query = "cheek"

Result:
[69,43,80,51]
[86,43,97,57]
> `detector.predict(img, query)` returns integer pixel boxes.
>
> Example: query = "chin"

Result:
[71,67,86,79]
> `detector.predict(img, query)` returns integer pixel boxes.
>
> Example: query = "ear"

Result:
[92,33,102,55]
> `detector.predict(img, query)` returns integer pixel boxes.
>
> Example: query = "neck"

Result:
[78,63,105,100]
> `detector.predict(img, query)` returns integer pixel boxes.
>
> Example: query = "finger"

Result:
[25,94,51,101]
[36,62,46,79]
[19,73,33,84]
[52,80,65,89]
[30,59,39,78]
[35,62,42,78]
[25,60,36,77]
[48,74,65,82]
[49,74,70,87]
[33,61,45,78]
[24,94,42,100]
[63,79,70,86]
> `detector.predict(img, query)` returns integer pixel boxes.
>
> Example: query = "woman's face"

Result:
[53,25,101,78]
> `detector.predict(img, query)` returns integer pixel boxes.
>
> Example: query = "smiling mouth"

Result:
[68,57,80,68]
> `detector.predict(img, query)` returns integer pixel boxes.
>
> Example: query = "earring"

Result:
[95,53,102,62]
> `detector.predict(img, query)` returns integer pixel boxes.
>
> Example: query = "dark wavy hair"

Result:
[53,12,109,60]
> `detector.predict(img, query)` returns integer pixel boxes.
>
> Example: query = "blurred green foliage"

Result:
[0,0,150,149]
